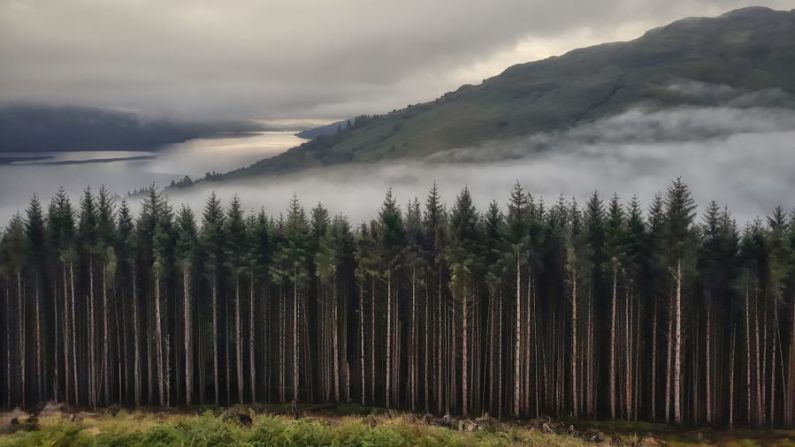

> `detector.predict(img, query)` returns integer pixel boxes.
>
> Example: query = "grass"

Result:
[1,407,794,446]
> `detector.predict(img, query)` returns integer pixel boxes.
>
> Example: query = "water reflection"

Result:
[0,131,305,220]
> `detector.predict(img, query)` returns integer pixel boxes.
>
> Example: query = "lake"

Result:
[0,131,306,220]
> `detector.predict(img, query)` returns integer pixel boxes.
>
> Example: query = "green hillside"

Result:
[216,6,795,181]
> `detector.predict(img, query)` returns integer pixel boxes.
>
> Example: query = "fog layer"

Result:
[168,106,795,224]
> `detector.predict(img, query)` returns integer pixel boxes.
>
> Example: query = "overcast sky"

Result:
[1,0,792,121]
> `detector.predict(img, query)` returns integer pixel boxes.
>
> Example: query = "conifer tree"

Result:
[201,193,225,405]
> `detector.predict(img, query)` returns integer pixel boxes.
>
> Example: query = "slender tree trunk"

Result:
[132,263,141,407]
[651,298,657,420]
[706,298,712,424]
[746,282,752,426]
[770,319,776,427]
[5,276,10,407]
[34,277,42,403]
[183,265,193,406]
[386,268,392,408]
[729,323,736,428]
[279,286,287,402]
[225,292,231,405]
[673,258,682,424]
[18,272,25,407]
[610,266,617,419]
[236,274,244,403]
[571,265,578,416]
[212,272,219,405]
[292,269,299,403]
[88,258,96,408]
[371,275,376,405]
[665,290,673,423]
[514,253,521,417]
[498,288,503,419]
[154,270,165,407]
[70,262,79,406]
[462,281,469,417]
[754,289,762,426]
[333,281,340,403]
[625,289,632,419]
[103,266,110,405]
[788,293,795,426]
[410,266,417,411]
[424,278,430,413]
[360,282,366,405]
[54,277,60,402]
[249,273,256,403]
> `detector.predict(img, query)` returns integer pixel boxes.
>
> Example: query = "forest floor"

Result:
[0,403,794,446]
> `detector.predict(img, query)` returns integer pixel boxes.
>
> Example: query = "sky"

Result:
[1,0,793,122]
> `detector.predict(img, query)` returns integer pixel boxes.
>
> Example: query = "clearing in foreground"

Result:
[1,405,794,446]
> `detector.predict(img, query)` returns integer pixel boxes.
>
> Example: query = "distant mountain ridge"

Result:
[210,6,795,182]
[0,104,266,152]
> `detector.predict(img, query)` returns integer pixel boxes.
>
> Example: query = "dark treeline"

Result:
[1,179,795,428]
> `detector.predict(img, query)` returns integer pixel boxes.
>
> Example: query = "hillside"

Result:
[213,6,795,181]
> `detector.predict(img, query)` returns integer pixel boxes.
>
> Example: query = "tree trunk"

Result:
[745,282,752,425]
[18,272,25,407]
[651,298,657,420]
[88,258,95,408]
[665,290,673,423]
[212,272,219,405]
[498,288,504,419]
[359,282,366,405]
[730,323,736,428]
[424,277,430,413]
[249,273,257,403]
[673,259,682,424]
[292,269,299,403]
[514,253,521,417]
[462,281,469,417]
[371,275,376,406]
[788,293,795,426]
[706,298,712,424]
[754,289,762,426]
[333,280,340,403]
[610,266,617,419]
[102,266,110,405]
[70,263,79,406]
[571,265,578,416]
[154,270,165,407]
[183,265,193,406]
[53,277,60,402]
[410,266,417,411]
[34,277,42,403]
[132,263,141,407]
[236,274,244,403]
[386,268,392,408]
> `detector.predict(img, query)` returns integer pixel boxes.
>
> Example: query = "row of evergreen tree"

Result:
[1,179,794,427]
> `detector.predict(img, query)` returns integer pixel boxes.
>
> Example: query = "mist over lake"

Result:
[0,131,305,220]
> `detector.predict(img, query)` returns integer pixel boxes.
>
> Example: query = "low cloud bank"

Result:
[1,105,792,226]
[168,106,795,225]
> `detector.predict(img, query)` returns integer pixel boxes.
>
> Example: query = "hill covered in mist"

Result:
[210,6,795,181]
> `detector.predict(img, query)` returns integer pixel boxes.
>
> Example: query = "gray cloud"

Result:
[0,105,792,225]
[165,106,795,225]
[1,0,792,120]
[430,104,795,162]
